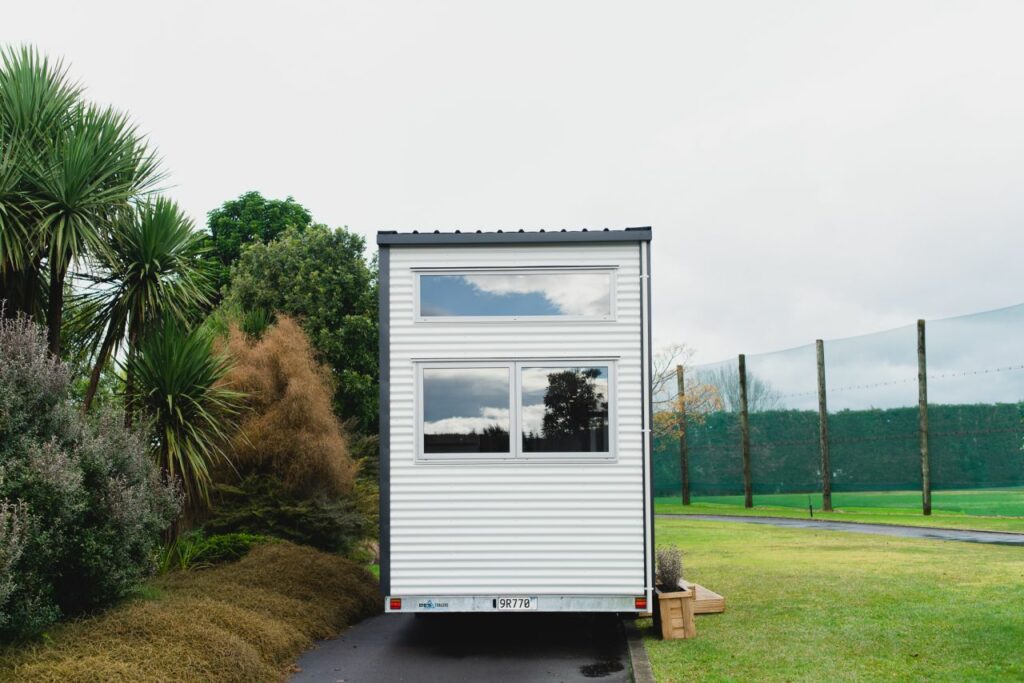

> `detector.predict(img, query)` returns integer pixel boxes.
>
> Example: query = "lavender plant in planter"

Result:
[655,546,696,639]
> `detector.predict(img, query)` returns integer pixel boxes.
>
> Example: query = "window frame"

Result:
[514,359,616,461]
[415,361,516,462]
[413,267,618,323]
[414,359,617,463]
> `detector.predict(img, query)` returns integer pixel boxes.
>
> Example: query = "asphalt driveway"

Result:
[291,612,631,683]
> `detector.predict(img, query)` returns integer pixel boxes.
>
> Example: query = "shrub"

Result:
[158,530,211,573]
[206,476,366,554]
[656,545,684,590]
[198,532,272,564]
[347,423,380,481]
[2,542,380,682]
[0,499,29,611]
[158,531,272,572]
[352,478,380,541]
[0,315,180,639]
[222,316,357,497]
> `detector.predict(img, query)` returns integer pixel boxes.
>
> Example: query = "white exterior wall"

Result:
[385,241,651,597]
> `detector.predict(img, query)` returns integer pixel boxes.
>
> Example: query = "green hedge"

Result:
[654,403,1024,496]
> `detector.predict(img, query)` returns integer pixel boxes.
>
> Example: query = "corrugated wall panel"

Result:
[387,242,648,596]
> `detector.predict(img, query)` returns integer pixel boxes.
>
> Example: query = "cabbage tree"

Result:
[128,320,242,508]
[74,196,213,411]
[0,45,162,354]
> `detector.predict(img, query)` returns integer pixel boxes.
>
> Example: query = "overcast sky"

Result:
[6,1,1024,364]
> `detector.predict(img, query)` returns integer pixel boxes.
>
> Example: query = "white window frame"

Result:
[413,267,618,323]
[416,361,516,462]
[415,359,617,463]
[514,359,617,461]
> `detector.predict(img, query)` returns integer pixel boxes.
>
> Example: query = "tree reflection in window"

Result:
[422,367,510,453]
[522,367,609,453]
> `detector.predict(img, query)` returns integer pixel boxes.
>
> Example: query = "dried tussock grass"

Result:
[224,316,356,496]
[2,542,380,683]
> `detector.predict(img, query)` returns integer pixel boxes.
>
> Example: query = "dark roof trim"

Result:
[377,227,651,246]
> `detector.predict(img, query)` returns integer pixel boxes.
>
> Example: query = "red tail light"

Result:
[389,598,402,610]
[635,596,648,610]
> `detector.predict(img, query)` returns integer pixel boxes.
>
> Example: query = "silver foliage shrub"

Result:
[0,314,181,639]
[0,495,28,611]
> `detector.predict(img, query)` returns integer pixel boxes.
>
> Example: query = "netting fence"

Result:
[653,304,1024,514]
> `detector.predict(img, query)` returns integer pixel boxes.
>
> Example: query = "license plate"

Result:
[494,596,537,611]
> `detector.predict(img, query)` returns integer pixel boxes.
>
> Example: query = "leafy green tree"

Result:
[0,46,162,355]
[72,197,214,411]
[205,191,312,294]
[225,224,378,429]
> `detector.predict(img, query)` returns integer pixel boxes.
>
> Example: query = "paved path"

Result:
[291,612,631,682]
[659,514,1024,546]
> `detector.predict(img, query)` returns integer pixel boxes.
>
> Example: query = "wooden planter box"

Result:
[656,584,696,640]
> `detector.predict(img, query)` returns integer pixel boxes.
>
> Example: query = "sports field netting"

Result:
[653,304,1024,513]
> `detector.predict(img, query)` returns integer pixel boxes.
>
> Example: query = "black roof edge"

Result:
[376,227,652,246]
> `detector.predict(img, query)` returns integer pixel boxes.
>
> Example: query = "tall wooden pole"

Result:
[816,340,833,512]
[676,365,690,506]
[917,319,931,516]
[738,354,753,508]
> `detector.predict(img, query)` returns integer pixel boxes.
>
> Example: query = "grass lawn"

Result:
[642,518,1024,681]
[655,488,1024,533]
[1,542,379,682]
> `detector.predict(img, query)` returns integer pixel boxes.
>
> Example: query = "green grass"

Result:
[642,518,1024,681]
[655,488,1024,533]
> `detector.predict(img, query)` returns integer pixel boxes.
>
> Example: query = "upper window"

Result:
[417,360,615,461]
[416,269,614,320]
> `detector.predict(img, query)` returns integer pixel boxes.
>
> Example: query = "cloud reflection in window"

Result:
[420,271,611,318]
[422,367,510,453]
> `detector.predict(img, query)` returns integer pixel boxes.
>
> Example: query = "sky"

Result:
[5,1,1024,366]
[690,302,1024,410]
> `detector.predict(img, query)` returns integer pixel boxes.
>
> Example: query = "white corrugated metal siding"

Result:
[387,242,649,596]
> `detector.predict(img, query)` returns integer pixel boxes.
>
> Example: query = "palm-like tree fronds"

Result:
[31,102,165,353]
[0,45,165,351]
[129,320,242,508]
[0,45,80,147]
[0,45,81,315]
[0,139,27,270]
[0,140,34,312]
[74,196,214,409]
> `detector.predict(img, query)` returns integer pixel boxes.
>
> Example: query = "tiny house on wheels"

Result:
[378,227,654,614]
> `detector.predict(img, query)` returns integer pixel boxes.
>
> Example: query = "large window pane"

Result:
[419,271,612,318]
[422,367,510,453]
[521,366,609,453]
